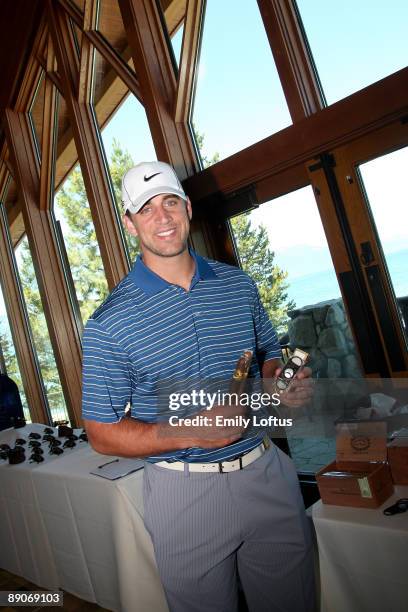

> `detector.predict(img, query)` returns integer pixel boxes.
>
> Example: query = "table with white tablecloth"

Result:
[310,486,408,612]
[0,424,168,612]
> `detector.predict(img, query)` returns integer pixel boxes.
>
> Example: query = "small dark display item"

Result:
[50,446,64,456]
[43,434,55,442]
[79,431,88,442]
[63,439,76,449]
[29,432,41,440]
[275,348,309,393]
[49,438,62,447]
[30,453,44,463]
[8,447,25,464]
[0,443,11,451]
[383,498,408,516]
[58,425,73,437]
[0,450,8,460]
[15,438,26,445]
[44,427,54,435]
[29,440,42,448]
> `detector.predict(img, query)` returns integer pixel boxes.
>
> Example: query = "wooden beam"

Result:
[118,0,199,178]
[15,18,48,113]
[4,109,83,425]
[0,202,50,424]
[56,0,84,27]
[39,37,57,211]
[79,0,98,105]
[257,0,323,121]
[59,0,142,99]
[184,67,408,201]
[0,0,43,111]
[163,0,187,35]
[85,31,142,101]
[174,0,203,123]
[47,0,129,289]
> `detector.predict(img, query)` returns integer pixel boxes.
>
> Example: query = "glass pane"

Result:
[0,271,30,423]
[54,94,73,190]
[171,22,184,67]
[70,18,82,58]
[230,186,363,473]
[358,146,408,346]
[15,235,69,425]
[92,48,157,263]
[3,179,24,247]
[53,93,109,325]
[192,0,292,162]
[96,0,133,66]
[158,0,185,67]
[160,0,185,38]
[296,0,408,105]
[29,72,46,162]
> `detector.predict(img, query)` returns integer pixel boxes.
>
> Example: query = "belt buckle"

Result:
[218,455,244,473]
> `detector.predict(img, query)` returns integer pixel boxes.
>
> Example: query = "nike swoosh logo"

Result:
[144,172,161,181]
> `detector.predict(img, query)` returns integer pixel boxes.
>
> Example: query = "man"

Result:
[82,161,316,612]
[0,370,25,431]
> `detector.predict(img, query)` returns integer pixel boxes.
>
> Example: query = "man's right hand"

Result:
[178,403,249,449]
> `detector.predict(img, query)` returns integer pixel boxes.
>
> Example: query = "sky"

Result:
[1,0,408,320]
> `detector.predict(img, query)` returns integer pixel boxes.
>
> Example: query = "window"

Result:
[358,146,408,345]
[14,235,69,424]
[52,92,109,325]
[171,21,184,67]
[28,71,46,163]
[192,0,292,162]
[0,275,30,422]
[296,0,408,105]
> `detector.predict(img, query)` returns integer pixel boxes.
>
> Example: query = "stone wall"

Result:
[287,299,362,378]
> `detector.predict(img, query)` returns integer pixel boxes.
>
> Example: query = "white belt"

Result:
[155,437,271,473]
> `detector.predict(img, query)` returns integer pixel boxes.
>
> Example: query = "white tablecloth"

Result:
[310,486,408,612]
[0,424,168,612]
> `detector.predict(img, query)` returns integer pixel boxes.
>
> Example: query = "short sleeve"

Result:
[82,319,132,423]
[251,281,282,364]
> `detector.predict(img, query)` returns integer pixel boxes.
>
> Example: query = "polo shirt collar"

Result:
[129,249,217,296]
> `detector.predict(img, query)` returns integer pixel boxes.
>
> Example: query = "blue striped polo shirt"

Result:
[82,250,282,462]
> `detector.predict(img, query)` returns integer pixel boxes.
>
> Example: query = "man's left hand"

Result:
[275,366,314,408]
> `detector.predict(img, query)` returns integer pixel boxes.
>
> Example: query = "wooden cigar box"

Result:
[316,421,394,508]
[387,437,408,485]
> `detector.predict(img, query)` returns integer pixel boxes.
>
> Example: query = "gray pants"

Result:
[143,444,316,612]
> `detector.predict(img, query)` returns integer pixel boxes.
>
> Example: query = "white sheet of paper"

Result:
[90,458,145,480]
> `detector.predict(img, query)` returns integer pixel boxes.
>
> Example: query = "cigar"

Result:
[230,350,253,395]
[232,350,253,380]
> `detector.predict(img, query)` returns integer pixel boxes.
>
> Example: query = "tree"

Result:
[107,138,140,262]
[16,238,65,414]
[192,123,220,168]
[193,125,294,335]
[0,325,17,376]
[55,169,109,323]
[229,214,295,335]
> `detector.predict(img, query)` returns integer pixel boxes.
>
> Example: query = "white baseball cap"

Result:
[121,161,187,214]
